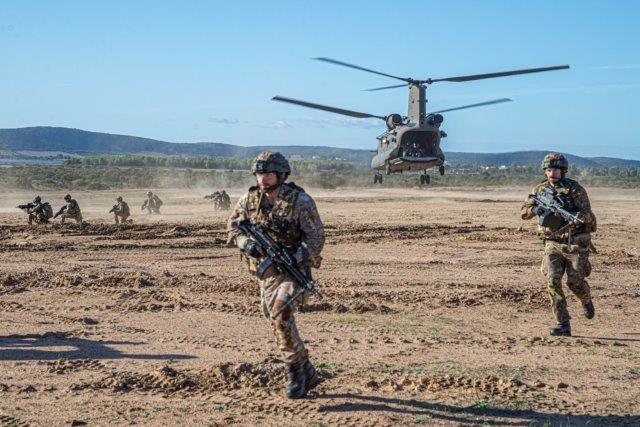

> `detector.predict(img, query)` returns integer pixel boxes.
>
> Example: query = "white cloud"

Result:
[272,120,293,129]
[296,116,381,129]
[208,117,241,125]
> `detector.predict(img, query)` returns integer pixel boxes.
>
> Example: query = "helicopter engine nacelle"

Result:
[385,114,403,129]
[426,113,444,127]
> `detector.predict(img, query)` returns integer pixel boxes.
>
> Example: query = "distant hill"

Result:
[1,126,639,168]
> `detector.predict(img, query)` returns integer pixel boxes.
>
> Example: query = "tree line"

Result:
[63,155,356,173]
[1,162,639,191]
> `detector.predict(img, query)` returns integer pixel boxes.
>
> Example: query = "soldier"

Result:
[211,191,222,210]
[220,190,231,210]
[54,194,83,224]
[227,151,325,399]
[141,191,163,214]
[17,196,53,225]
[521,153,597,336]
[109,196,131,224]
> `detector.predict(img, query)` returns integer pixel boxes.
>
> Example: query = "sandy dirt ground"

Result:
[0,187,639,426]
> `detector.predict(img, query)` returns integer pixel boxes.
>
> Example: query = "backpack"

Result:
[42,203,54,219]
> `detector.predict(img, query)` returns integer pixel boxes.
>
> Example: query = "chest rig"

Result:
[246,183,302,249]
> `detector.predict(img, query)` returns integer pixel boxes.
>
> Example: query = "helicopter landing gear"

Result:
[420,173,430,185]
[439,165,445,176]
[385,161,391,176]
[373,172,383,184]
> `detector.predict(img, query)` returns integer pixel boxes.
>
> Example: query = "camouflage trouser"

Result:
[61,211,83,224]
[541,233,592,323]
[146,206,160,214]
[28,213,47,225]
[114,213,129,224]
[259,273,307,364]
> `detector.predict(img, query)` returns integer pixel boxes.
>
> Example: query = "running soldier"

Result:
[521,153,597,336]
[227,151,325,399]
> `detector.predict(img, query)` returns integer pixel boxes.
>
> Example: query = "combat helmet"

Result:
[33,195,42,203]
[251,151,291,179]
[147,191,153,197]
[64,194,72,201]
[541,153,568,172]
[116,196,123,202]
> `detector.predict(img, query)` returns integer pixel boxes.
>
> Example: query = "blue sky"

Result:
[0,0,639,158]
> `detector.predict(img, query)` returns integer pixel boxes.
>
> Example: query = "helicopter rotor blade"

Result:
[432,98,513,114]
[364,83,408,91]
[429,65,569,83]
[314,57,411,83]
[272,96,386,120]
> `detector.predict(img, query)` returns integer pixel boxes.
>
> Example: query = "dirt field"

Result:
[1,187,639,426]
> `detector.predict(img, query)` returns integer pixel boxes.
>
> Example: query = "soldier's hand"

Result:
[243,239,262,258]
[531,206,544,216]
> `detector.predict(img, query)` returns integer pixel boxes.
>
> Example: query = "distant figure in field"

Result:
[17,195,53,225]
[141,191,163,214]
[110,196,131,224]
[54,194,83,224]
[206,190,231,211]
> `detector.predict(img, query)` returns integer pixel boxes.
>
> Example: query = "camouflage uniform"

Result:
[227,151,325,399]
[521,155,596,325]
[20,197,51,225]
[111,197,131,224]
[227,182,325,364]
[142,192,162,214]
[56,196,83,224]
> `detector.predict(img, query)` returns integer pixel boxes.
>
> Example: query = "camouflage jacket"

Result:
[61,199,81,216]
[521,177,596,239]
[142,195,162,209]
[227,182,325,269]
[113,201,130,216]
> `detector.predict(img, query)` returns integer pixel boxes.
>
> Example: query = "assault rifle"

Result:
[237,219,322,319]
[529,187,583,244]
[17,203,34,211]
[109,204,118,213]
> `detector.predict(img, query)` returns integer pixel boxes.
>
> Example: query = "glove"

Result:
[243,239,262,258]
[531,205,545,216]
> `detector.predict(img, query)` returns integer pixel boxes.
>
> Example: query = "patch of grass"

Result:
[495,365,528,380]
[315,362,343,370]
[375,364,428,375]
[506,398,532,410]
[414,415,432,424]
[470,398,494,409]
[332,315,368,326]
[430,315,464,326]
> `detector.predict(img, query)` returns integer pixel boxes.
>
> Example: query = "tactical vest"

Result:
[246,183,303,249]
[537,179,596,236]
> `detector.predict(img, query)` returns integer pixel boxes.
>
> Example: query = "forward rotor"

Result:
[314,57,569,91]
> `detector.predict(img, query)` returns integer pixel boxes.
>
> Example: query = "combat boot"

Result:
[303,360,321,392]
[549,322,571,337]
[583,300,595,319]
[285,361,306,399]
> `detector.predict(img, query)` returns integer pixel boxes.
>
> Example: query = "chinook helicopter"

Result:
[273,58,569,184]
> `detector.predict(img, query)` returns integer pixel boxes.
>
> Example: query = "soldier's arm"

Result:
[296,193,325,268]
[572,183,595,225]
[520,188,538,220]
[226,194,250,248]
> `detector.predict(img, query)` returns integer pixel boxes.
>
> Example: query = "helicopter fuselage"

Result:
[372,122,445,173]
